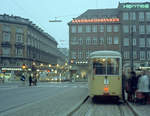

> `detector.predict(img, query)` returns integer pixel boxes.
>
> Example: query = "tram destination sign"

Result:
[123,4,149,9]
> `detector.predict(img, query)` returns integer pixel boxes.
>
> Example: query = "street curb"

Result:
[126,102,140,116]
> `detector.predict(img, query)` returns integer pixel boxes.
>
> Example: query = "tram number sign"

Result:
[104,78,109,85]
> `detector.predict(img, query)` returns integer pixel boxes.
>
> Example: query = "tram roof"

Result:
[89,51,121,58]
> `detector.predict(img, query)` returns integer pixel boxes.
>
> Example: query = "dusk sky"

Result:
[1,0,149,48]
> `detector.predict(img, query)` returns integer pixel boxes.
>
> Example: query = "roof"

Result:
[89,50,121,58]
[68,9,119,24]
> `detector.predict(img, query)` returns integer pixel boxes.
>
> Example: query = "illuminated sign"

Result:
[123,4,149,9]
[2,68,22,71]
[72,18,119,23]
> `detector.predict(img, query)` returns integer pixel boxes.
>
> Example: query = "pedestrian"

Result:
[29,74,32,86]
[137,70,150,104]
[130,71,138,102]
[122,71,127,102]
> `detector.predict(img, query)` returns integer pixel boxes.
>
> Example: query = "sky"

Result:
[1,0,149,48]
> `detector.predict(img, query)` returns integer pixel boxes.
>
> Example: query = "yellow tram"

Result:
[88,51,123,101]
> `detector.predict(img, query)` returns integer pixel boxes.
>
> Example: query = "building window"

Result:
[86,50,90,58]
[71,25,76,33]
[79,37,83,45]
[71,37,78,45]
[131,25,136,32]
[92,37,97,45]
[139,25,145,34]
[140,51,145,60]
[123,25,129,33]
[86,37,91,45]
[133,38,136,46]
[16,48,23,57]
[113,25,119,32]
[99,37,104,45]
[92,25,97,32]
[2,47,10,56]
[147,51,150,60]
[139,38,145,47]
[78,51,82,59]
[3,32,10,42]
[107,36,112,45]
[123,38,129,46]
[139,12,144,21]
[133,51,137,59]
[146,12,150,21]
[146,25,150,34]
[16,33,23,43]
[124,51,129,59]
[107,25,112,32]
[99,25,104,32]
[123,12,129,20]
[71,51,76,59]
[129,12,136,20]
[114,36,119,44]
[147,38,150,47]
[78,25,82,33]
[85,25,91,32]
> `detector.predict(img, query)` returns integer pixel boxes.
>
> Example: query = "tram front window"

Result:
[107,58,119,75]
[93,58,106,75]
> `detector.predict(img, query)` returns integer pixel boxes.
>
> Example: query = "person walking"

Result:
[29,74,32,86]
[137,70,150,104]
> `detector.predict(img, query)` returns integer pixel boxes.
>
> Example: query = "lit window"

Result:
[114,36,119,44]
[139,12,144,21]
[139,38,145,47]
[123,12,129,20]
[140,51,145,60]
[123,38,129,46]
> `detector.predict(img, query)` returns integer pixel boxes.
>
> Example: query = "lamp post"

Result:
[130,12,134,72]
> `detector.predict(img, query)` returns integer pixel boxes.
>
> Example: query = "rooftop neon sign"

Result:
[72,18,120,23]
[123,4,149,9]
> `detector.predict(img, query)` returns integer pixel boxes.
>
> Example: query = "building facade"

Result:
[68,2,150,78]
[0,14,64,71]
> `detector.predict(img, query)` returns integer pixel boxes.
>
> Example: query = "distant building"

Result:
[0,14,64,71]
[68,2,150,78]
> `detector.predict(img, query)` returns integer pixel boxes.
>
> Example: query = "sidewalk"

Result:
[0,81,26,88]
[128,102,150,116]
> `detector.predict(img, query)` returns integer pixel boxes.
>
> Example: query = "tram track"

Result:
[68,97,139,116]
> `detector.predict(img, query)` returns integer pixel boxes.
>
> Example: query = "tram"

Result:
[88,50,123,101]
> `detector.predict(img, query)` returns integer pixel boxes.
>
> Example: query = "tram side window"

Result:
[107,58,119,75]
[93,59,106,75]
